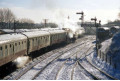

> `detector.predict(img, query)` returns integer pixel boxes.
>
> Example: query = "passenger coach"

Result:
[0,33,27,66]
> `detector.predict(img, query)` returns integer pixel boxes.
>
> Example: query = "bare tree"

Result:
[18,18,34,24]
[0,8,16,28]
[118,12,120,19]
[17,18,35,29]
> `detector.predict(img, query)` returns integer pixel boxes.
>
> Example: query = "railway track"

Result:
[19,39,92,80]
[34,40,95,80]
[77,46,116,80]
[4,36,95,80]
[54,43,89,80]
[86,52,118,80]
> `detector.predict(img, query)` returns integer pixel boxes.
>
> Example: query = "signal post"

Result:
[91,17,101,56]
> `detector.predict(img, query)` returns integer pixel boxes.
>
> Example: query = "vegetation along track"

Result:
[4,36,95,80]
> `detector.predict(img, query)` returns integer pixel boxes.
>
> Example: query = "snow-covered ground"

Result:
[87,31,120,79]
[87,51,120,79]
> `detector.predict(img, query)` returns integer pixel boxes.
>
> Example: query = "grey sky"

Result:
[0,0,120,24]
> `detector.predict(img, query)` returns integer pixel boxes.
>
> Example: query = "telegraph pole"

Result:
[14,20,16,33]
[68,16,70,19]
[91,17,98,55]
[43,19,48,28]
[99,20,101,27]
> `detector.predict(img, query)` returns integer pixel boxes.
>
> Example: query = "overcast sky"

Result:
[0,0,120,24]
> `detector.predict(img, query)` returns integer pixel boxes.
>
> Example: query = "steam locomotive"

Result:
[98,26,120,41]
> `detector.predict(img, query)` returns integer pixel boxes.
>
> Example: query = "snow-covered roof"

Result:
[99,27,110,30]
[22,31,50,38]
[0,33,27,44]
[111,26,120,29]
[40,28,62,31]
[0,29,41,33]
[40,28,66,34]
[42,29,66,34]
[100,38,112,54]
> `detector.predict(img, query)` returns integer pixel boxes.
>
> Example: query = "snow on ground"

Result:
[80,32,120,79]
[87,51,120,79]
[100,38,112,54]
[19,52,63,80]
[73,63,92,80]
[56,58,75,80]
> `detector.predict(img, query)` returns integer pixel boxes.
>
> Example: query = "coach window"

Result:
[34,38,36,46]
[9,44,11,54]
[52,35,54,40]
[5,45,8,56]
[53,35,55,40]
[32,39,34,46]
[56,35,57,40]
[44,36,45,43]
[46,36,48,42]
[10,44,11,48]
[54,35,56,40]
[0,47,2,50]
[45,36,46,42]
[39,37,40,44]
[40,37,42,44]
[0,46,3,58]
[22,41,23,49]
[36,38,37,44]
[55,34,57,38]
[24,41,26,48]
[41,37,43,44]
[58,34,60,40]
[44,36,46,43]
[15,43,17,46]
[46,36,47,42]
[39,37,41,45]
[19,42,21,50]
[15,43,17,52]
[44,36,46,42]
[42,37,44,43]
[5,45,7,49]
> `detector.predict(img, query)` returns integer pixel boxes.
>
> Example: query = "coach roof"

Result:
[0,33,27,44]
